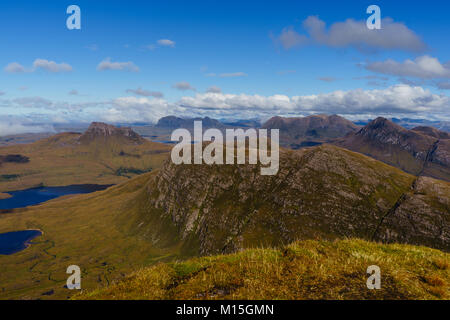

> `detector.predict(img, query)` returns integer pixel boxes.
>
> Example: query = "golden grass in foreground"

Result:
[78,239,450,300]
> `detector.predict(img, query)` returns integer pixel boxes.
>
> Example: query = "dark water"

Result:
[0,230,42,255]
[0,184,112,210]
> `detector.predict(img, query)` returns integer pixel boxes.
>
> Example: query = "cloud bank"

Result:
[1,85,449,128]
[365,55,450,79]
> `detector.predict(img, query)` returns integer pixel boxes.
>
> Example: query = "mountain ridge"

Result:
[335,117,450,182]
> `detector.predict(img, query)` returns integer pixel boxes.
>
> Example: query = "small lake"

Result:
[0,230,42,255]
[0,184,112,210]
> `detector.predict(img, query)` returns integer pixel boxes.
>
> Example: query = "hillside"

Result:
[0,122,170,192]
[262,114,359,149]
[140,144,449,254]
[0,144,448,299]
[336,117,450,182]
[78,239,450,300]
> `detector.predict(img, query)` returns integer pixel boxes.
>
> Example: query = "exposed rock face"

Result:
[156,116,224,129]
[336,117,450,182]
[262,114,359,148]
[373,176,450,251]
[141,144,449,256]
[79,122,145,144]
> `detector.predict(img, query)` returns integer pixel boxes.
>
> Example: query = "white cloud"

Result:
[219,72,247,78]
[206,72,247,78]
[318,77,337,82]
[68,90,79,95]
[0,120,54,136]
[206,86,222,93]
[145,39,176,50]
[4,59,73,73]
[157,39,176,47]
[13,96,54,108]
[97,58,139,72]
[126,88,164,98]
[1,85,449,124]
[365,55,450,79]
[177,85,450,120]
[101,96,175,123]
[4,62,27,73]
[437,82,450,90]
[275,16,426,53]
[173,81,196,91]
[33,59,73,73]
[276,27,308,49]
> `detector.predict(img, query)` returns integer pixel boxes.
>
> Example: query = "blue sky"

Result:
[1,0,450,133]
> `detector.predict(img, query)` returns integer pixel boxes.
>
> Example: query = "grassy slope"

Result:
[0,132,170,192]
[0,172,182,299]
[78,239,450,300]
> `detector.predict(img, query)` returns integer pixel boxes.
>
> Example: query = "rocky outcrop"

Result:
[79,122,145,145]
[373,176,450,251]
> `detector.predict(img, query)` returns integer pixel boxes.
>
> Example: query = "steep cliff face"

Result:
[137,144,449,256]
[373,176,450,251]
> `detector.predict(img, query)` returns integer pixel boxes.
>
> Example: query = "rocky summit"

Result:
[79,122,145,145]
[336,117,450,182]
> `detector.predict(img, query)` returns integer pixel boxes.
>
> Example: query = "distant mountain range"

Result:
[156,116,225,129]
[355,118,450,132]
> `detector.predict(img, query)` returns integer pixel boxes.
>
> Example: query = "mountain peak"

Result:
[79,122,145,144]
[360,117,406,136]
